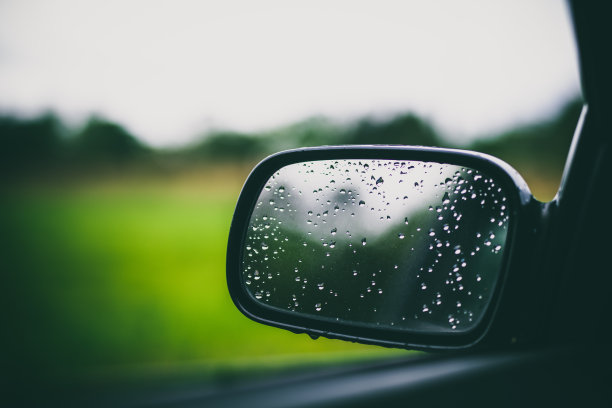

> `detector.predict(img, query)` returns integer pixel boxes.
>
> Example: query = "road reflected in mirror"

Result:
[241,159,510,334]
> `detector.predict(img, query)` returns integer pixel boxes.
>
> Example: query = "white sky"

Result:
[0,0,581,147]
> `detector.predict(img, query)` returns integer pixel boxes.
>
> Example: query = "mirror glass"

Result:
[241,159,511,334]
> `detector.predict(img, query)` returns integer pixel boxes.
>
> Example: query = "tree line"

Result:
[0,98,582,180]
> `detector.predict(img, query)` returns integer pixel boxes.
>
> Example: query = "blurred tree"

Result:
[262,116,345,151]
[187,131,264,161]
[72,117,148,162]
[346,113,441,147]
[0,113,65,174]
[470,98,583,176]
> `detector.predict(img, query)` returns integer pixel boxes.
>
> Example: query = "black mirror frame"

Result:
[227,145,533,350]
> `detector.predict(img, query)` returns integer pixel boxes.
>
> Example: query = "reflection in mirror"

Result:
[241,160,510,334]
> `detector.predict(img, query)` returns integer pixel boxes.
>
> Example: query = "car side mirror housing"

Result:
[227,146,533,350]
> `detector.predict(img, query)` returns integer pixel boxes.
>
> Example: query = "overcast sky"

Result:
[0,0,581,147]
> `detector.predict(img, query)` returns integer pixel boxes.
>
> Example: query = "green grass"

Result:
[2,168,407,381]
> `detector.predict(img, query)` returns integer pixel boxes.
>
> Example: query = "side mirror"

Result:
[227,146,533,350]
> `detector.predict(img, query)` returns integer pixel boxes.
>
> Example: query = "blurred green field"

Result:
[2,165,407,383]
[1,99,579,394]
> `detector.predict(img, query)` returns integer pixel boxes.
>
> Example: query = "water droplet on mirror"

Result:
[317,283,325,290]
[398,233,405,239]
[331,228,337,235]
[361,238,367,246]
[359,200,366,207]
[442,192,450,204]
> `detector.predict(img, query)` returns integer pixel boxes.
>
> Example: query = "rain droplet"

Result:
[361,238,367,246]
[398,233,405,239]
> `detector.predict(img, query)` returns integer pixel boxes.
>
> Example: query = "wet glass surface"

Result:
[242,159,510,333]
